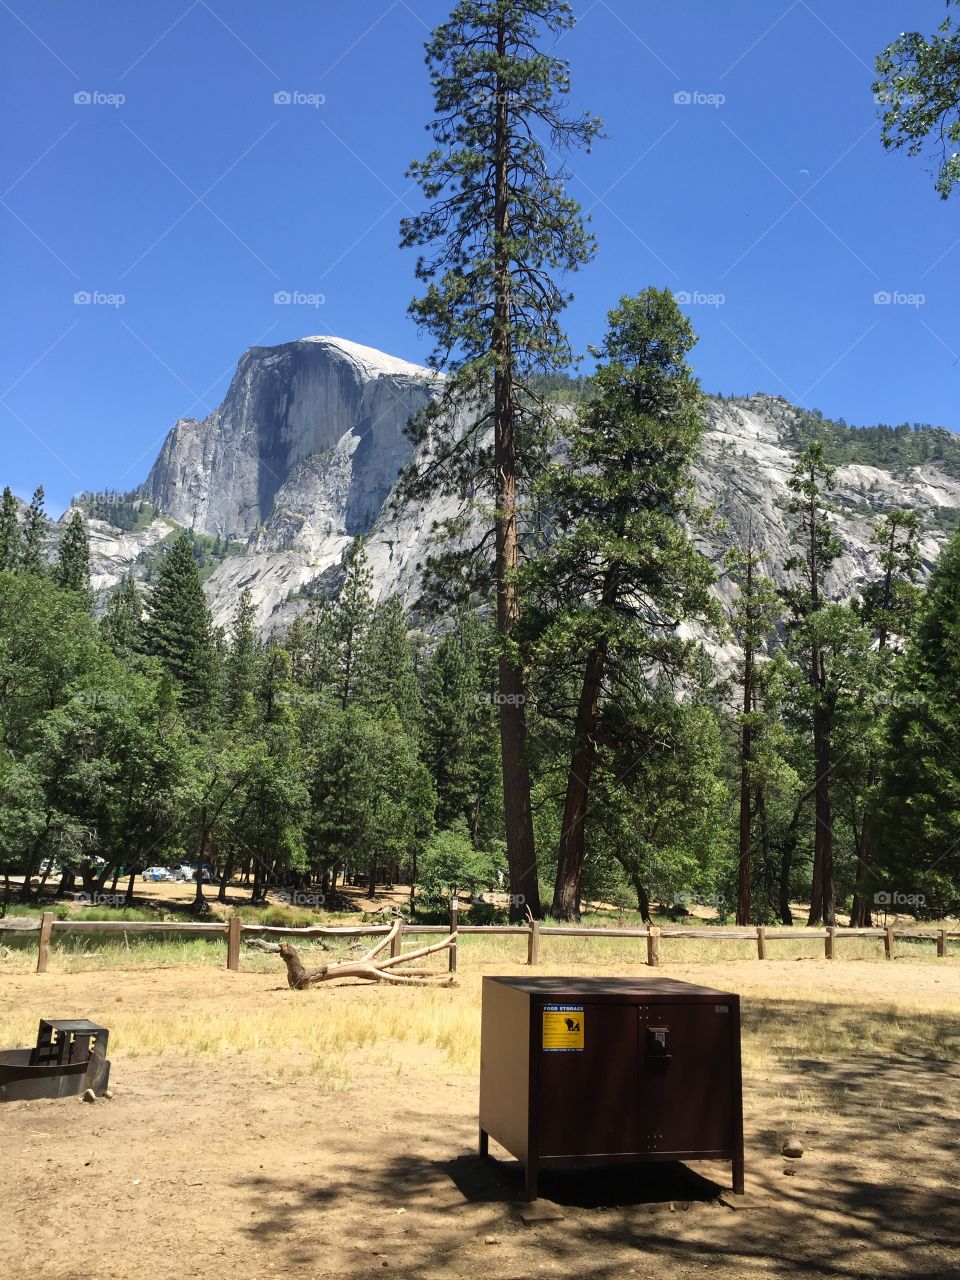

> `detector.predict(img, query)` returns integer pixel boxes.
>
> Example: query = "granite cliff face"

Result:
[69,335,960,637]
[142,336,437,542]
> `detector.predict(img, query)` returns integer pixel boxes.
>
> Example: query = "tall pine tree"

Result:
[728,526,781,925]
[100,575,144,659]
[363,597,421,737]
[143,532,216,718]
[877,526,960,916]
[783,445,842,926]
[55,510,90,594]
[524,290,716,920]
[21,486,47,574]
[225,588,258,724]
[401,0,601,918]
[848,510,922,925]
[0,487,22,572]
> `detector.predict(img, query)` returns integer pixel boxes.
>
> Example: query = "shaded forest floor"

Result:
[1,954,958,1279]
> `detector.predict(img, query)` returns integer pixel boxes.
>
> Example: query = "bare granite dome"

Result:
[68,336,960,640]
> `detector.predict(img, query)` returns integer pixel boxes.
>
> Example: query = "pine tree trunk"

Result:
[737,663,753,926]
[778,832,795,927]
[849,812,874,927]
[808,690,836,926]
[756,785,775,920]
[552,644,606,921]
[737,547,755,926]
[492,26,539,923]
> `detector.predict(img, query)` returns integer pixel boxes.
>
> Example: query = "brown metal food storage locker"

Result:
[479,975,744,1201]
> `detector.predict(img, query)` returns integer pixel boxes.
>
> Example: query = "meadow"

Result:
[1,930,958,1280]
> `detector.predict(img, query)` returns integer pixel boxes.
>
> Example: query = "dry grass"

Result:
[2,931,958,1088]
[2,942,958,1280]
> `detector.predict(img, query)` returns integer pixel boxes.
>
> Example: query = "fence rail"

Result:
[2,910,958,974]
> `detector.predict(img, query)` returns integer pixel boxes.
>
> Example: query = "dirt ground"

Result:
[2,953,959,1280]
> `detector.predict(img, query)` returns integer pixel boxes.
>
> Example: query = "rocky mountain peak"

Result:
[67,336,960,639]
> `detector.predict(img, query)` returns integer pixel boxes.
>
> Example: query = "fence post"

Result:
[937,929,946,959]
[448,898,458,973]
[884,925,895,960]
[226,916,241,971]
[646,926,661,967]
[36,911,53,974]
[756,925,766,960]
[390,917,404,958]
[825,926,836,960]
[527,918,540,966]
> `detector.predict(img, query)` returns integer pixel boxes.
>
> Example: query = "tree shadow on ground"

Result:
[235,997,960,1279]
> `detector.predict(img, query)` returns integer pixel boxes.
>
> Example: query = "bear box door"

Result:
[636,1001,734,1155]
[535,1002,640,1158]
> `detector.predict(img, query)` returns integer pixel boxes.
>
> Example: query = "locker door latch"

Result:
[646,1025,671,1057]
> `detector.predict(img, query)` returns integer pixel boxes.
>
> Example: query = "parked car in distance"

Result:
[171,863,218,883]
[143,866,175,882]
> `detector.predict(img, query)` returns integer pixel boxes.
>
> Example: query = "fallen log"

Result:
[276,918,457,988]
[245,936,327,953]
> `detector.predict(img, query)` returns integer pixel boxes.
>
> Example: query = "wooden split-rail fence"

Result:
[2,906,958,975]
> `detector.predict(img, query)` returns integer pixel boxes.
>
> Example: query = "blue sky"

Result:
[2,0,958,514]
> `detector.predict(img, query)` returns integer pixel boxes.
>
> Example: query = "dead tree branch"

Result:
[276,919,458,989]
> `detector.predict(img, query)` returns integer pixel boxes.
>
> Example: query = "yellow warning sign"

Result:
[542,1004,585,1052]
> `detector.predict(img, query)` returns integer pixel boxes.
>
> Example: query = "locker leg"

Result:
[732,1153,745,1196]
[479,1127,489,1158]
[524,1158,539,1202]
